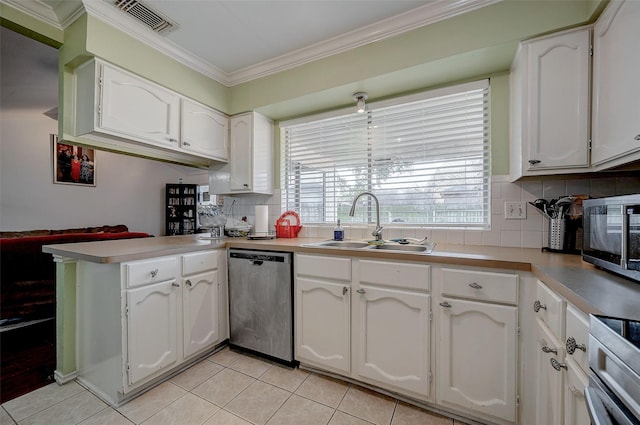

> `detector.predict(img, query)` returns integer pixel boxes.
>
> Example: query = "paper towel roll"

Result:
[255,205,269,235]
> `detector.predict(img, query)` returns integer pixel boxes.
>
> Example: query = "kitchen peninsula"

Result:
[43,235,640,423]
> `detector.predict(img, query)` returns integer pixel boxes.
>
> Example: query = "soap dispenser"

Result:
[334,219,344,241]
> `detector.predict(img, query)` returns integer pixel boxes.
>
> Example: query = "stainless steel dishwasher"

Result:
[227,249,294,364]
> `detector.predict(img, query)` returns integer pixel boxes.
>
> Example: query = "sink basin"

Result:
[304,241,370,249]
[303,240,435,254]
[366,244,433,253]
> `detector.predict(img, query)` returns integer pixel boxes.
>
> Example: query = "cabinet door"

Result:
[100,64,180,148]
[183,271,218,358]
[592,0,640,166]
[535,320,564,425]
[564,358,590,425]
[353,285,430,398]
[126,280,179,386]
[437,297,518,423]
[181,99,229,161]
[295,278,350,374]
[229,114,253,191]
[526,28,590,170]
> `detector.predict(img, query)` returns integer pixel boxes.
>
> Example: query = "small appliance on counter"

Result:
[582,194,640,283]
[530,195,588,254]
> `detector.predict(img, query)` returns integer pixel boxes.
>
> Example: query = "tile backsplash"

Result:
[216,174,639,249]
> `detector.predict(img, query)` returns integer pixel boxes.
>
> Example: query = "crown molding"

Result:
[81,0,231,84]
[1,0,84,29]
[227,0,501,85]
[6,0,501,86]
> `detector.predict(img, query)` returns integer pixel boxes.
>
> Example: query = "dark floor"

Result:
[0,319,56,403]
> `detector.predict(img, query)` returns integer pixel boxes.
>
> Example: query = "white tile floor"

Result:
[1,348,471,425]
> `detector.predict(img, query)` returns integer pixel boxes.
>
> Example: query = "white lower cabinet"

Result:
[437,298,518,423]
[294,254,431,400]
[295,277,350,374]
[77,249,223,405]
[535,319,565,425]
[126,280,179,385]
[531,280,591,425]
[436,268,519,424]
[182,270,219,358]
[352,284,431,398]
[564,358,590,425]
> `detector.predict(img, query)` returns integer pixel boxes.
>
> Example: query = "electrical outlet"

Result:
[504,201,527,219]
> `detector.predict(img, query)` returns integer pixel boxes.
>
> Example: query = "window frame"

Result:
[280,80,491,229]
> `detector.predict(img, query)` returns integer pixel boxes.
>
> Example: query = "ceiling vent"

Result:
[113,0,179,35]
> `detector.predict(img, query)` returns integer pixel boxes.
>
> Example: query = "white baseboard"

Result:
[54,369,78,385]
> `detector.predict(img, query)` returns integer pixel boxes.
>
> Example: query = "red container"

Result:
[275,211,302,238]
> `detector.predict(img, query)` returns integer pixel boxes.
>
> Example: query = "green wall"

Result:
[1,0,603,176]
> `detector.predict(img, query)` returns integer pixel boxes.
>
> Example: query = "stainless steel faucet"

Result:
[349,192,383,241]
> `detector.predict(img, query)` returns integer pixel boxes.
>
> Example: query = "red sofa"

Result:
[0,224,150,402]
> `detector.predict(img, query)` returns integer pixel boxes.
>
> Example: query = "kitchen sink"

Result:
[303,240,371,249]
[366,244,432,253]
[302,240,435,254]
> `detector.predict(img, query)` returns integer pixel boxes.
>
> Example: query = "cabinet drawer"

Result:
[124,256,179,288]
[534,280,565,340]
[358,260,430,291]
[182,250,218,276]
[565,304,589,374]
[441,268,518,305]
[296,254,351,281]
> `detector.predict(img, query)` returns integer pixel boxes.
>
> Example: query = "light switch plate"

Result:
[504,201,527,219]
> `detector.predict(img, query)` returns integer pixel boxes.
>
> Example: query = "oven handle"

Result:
[585,386,615,425]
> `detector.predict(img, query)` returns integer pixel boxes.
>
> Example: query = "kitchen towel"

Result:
[255,205,269,235]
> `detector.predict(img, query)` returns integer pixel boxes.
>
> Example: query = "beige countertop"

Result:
[42,235,225,263]
[43,235,640,320]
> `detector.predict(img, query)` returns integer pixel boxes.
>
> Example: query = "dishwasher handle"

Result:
[229,250,288,263]
[251,260,263,266]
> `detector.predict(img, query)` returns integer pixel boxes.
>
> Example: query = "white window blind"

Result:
[281,80,490,228]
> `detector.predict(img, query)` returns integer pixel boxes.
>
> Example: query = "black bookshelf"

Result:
[165,183,197,236]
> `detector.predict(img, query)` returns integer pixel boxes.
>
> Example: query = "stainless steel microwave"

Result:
[582,194,640,282]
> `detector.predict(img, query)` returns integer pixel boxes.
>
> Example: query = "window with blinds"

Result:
[281,80,490,228]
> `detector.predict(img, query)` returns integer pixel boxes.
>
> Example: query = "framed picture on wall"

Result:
[52,134,96,186]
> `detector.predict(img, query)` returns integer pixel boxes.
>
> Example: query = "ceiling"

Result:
[144,0,429,74]
[0,0,498,114]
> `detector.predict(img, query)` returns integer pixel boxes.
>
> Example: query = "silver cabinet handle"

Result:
[169,138,178,143]
[342,286,348,295]
[528,159,541,165]
[186,279,192,287]
[542,346,557,355]
[469,282,482,289]
[566,336,586,355]
[171,282,180,287]
[356,289,366,294]
[183,141,191,147]
[550,358,567,371]
[533,300,547,312]
[634,134,640,141]
[243,183,249,188]
[150,268,159,278]
[440,301,452,308]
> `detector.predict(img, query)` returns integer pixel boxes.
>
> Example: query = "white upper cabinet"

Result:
[210,111,274,195]
[591,0,640,168]
[181,99,229,161]
[510,27,591,180]
[74,58,228,167]
[76,59,180,149]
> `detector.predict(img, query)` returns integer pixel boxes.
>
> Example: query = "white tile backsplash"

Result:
[216,175,638,249]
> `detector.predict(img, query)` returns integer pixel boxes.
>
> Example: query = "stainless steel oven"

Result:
[585,315,640,425]
[582,194,640,283]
